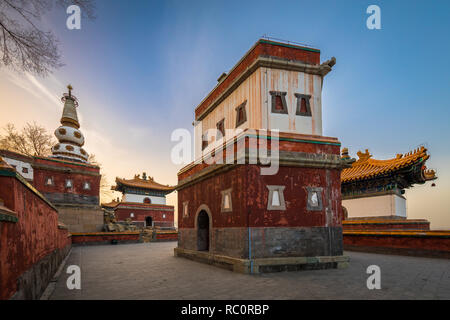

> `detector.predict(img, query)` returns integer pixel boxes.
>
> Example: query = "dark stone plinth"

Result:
[10,244,71,300]
[177,226,343,259]
[174,247,349,274]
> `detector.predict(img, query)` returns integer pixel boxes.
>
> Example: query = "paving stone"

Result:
[50,242,450,300]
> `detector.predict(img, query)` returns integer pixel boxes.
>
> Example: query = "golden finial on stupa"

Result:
[67,84,73,97]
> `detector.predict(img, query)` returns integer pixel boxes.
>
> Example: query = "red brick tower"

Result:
[174,39,352,273]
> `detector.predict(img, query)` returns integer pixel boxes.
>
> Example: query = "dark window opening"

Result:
[145,216,153,227]
[22,167,28,173]
[275,96,283,110]
[270,91,288,114]
[295,93,312,116]
[202,132,208,151]
[216,119,225,140]
[300,98,307,113]
[143,197,151,204]
[235,101,247,127]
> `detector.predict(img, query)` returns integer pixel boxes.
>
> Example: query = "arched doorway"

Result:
[145,216,153,227]
[197,210,209,251]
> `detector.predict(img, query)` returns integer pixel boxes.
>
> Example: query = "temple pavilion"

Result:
[341,146,437,220]
[103,173,175,228]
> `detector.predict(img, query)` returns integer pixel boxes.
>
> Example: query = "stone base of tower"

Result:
[55,203,104,232]
[177,226,344,259]
[174,247,349,274]
[176,226,348,273]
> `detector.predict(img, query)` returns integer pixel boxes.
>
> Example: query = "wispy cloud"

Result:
[3,68,61,112]
[24,73,61,109]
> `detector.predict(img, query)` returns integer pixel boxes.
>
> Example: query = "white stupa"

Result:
[51,85,89,163]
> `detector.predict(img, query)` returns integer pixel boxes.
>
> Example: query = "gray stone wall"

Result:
[56,205,104,232]
[10,244,71,300]
[178,228,197,251]
[178,226,343,259]
[211,227,248,258]
[249,226,343,258]
[44,192,99,206]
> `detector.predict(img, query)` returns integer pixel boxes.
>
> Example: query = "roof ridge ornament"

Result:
[356,149,372,163]
[341,147,350,160]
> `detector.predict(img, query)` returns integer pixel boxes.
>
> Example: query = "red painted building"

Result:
[0,156,71,299]
[174,39,352,273]
[104,173,175,228]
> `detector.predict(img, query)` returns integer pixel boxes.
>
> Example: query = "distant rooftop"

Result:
[113,173,175,193]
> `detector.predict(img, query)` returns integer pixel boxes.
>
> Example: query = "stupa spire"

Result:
[50,85,89,163]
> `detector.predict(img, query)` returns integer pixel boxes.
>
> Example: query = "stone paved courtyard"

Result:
[49,242,450,300]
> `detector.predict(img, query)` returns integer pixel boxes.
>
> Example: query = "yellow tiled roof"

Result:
[341,147,436,183]
[113,175,175,191]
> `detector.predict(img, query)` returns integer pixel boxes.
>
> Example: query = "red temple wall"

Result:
[178,165,342,229]
[343,233,450,258]
[71,232,141,245]
[343,220,430,231]
[0,174,71,300]
[33,167,100,197]
[178,131,340,181]
[115,205,174,224]
[32,158,100,206]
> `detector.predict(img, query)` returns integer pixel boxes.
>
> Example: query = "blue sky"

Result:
[1,0,449,228]
[54,0,450,153]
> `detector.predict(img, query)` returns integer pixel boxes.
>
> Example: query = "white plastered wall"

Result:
[3,157,34,180]
[343,194,407,218]
[262,68,323,135]
[122,193,166,205]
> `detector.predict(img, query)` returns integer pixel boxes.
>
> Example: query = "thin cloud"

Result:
[24,73,61,109]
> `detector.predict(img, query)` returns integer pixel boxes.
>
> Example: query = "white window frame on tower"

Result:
[266,185,286,210]
[65,179,73,189]
[221,188,233,213]
[183,201,189,218]
[45,177,54,186]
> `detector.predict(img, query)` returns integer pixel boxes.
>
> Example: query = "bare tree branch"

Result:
[0,0,95,76]
[88,153,112,202]
[0,122,56,156]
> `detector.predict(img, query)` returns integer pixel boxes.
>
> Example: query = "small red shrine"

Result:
[104,173,175,228]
